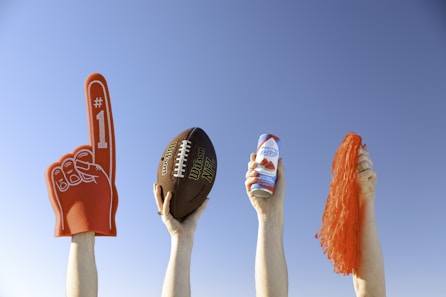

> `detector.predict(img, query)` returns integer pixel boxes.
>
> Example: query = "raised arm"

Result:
[353,146,386,297]
[46,74,118,297]
[66,232,98,297]
[153,183,208,297]
[245,153,288,297]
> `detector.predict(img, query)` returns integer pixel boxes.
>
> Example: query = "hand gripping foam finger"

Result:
[45,73,118,236]
[157,127,217,221]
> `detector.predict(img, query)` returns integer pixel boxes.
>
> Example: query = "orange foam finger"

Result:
[45,73,118,237]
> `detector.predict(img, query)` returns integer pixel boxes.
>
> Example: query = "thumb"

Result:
[75,159,102,178]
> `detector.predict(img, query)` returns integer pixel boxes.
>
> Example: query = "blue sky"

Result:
[1,1,445,296]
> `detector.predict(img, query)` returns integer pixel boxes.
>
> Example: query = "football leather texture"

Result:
[157,127,217,221]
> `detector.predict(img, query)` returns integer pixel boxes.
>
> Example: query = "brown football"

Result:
[157,127,217,221]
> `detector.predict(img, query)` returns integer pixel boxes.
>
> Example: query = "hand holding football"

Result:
[157,127,217,221]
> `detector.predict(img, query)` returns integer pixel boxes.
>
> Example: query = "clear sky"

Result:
[1,1,445,296]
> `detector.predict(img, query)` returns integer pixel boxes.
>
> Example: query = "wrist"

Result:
[257,209,285,250]
[257,209,284,228]
[70,232,96,263]
[169,234,194,265]
[359,194,376,208]
[171,233,194,250]
[72,232,95,245]
[359,197,378,224]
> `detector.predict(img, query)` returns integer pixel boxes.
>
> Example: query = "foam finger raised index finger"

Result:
[84,73,116,180]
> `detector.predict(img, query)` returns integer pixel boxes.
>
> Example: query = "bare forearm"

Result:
[162,235,194,297]
[66,232,98,297]
[353,200,386,297]
[256,210,288,297]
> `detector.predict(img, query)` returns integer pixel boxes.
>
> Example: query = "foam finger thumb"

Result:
[75,160,102,177]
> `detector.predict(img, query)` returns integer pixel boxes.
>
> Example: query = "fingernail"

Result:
[75,160,90,170]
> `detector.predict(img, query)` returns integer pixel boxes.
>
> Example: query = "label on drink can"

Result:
[251,134,280,198]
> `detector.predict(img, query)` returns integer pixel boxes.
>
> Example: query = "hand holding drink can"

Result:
[250,134,280,198]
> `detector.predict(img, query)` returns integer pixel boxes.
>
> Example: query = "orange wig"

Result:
[316,132,362,275]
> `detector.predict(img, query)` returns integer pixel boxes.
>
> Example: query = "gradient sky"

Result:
[1,1,445,296]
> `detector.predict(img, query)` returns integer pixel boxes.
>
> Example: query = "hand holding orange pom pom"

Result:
[357,145,377,203]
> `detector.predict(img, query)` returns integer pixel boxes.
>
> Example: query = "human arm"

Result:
[66,232,98,297]
[153,183,208,297]
[245,153,288,297]
[353,146,386,297]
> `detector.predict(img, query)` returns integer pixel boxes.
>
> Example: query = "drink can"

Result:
[251,134,280,198]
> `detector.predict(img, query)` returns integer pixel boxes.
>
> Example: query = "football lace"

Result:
[173,140,191,178]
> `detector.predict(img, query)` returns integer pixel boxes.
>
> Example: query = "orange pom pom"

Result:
[316,132,362,275]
